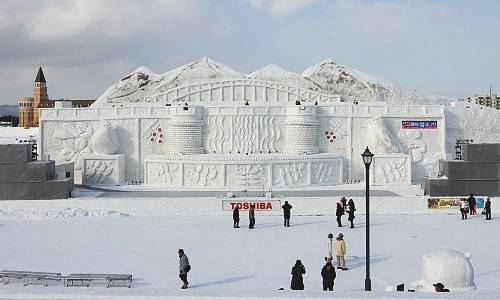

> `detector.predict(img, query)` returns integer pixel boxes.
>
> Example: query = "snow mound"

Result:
[96,66,159,104]
[0,207,129,220]
[412,248,476,292]
[247,64,313,89]
[93,56,457,106]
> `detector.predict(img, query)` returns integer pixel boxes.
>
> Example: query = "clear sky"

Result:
[1,0,499,105]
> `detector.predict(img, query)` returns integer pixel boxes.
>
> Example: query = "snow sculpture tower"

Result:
[284,105,319,154]
[167,106,204,154]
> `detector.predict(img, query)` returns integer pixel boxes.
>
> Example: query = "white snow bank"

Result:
[0,207,128,220]
[0,127,38,144]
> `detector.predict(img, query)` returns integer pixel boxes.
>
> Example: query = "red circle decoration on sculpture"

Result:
[150,127,165,144]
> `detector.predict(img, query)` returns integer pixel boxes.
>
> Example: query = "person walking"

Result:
[233,206,240,228]
[249,204,256,229]
[485,197,492,220]
[336,202,344,227]
[321,260,336,291]
[290,259,306,290]
[467,193,476,215]
[178,249,191,289]
[347,199,356,228]
[460,199,468,220]
[335,233,347,270]
[282,201,293,227]
[325,233,334,261]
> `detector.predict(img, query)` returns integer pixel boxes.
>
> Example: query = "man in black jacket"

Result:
[321,260,336,291]
[178,249,190,289]
[485,197,492,220]
[282,201,293,227]
[467,193,476,215]
[233,206,240,228]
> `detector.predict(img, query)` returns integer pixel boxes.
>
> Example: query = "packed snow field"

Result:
[0,213,498,299]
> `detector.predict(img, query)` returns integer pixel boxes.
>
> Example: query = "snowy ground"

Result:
[0,127,37,144]
[0,213,499,299]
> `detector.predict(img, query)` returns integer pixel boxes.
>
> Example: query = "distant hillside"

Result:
[0,105,18,116]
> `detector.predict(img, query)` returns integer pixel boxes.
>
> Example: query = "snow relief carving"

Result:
[84,160,113,184]
[311,162,337,184]
[257,116,281,153]
[323,119,348,145]
[367,116,401,154]
[90,120,120,155]
[233,116,257,153]
[54,122,93,170]
[150,163,179,185]
[142,119,167,155]
[374,157,409,185]
[184,164,218,186]
[400,130,426,162]
[273,163,306,186]
[232,164,266,187]
[207,116,230,153]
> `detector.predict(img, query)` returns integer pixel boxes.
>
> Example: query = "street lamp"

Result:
[361,146,374,291]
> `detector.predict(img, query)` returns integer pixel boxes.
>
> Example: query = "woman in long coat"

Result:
[290,259,306,290]
[347,199,356,228]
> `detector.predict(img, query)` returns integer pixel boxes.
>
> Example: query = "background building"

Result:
[467,89,500,110]
[18,67,95,127]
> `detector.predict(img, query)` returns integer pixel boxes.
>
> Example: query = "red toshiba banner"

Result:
[222,200,282,211]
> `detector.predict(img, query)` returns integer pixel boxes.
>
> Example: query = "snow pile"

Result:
[93,56,456,106]
[0,207,128,220]
[412,249,476,292]
[247,64,313,90]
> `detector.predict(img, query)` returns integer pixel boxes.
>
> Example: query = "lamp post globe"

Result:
[361,146,373,291]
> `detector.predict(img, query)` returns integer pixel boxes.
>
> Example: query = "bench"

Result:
[0,270,62,286]
[66,273,132,288]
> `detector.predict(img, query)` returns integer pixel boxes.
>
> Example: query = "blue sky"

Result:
[0,0,499,104]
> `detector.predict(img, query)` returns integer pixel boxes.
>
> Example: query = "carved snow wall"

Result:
[370,154,411,186]
[81,154,125,185]
[40,102,446,185]
[144,154,343,188]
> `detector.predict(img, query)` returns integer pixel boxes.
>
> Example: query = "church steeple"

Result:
[35,66,46,83]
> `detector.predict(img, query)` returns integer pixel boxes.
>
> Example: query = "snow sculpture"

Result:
[412,249,476,292]
[90,120,120,155]
[367,116,400,154]
[284,106,319,154]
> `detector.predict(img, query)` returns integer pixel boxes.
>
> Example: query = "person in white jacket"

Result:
[325,233,334,261]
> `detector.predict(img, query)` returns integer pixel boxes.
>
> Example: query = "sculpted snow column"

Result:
[284,105,319,154]
[167,106,204,154]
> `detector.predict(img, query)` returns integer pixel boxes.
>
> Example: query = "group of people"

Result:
[290,232,348,291]
[336,197,356,228]
[459,194,492,220]
[232,200,294,229]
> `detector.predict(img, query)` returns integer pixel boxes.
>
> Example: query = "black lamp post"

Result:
[361,146,374,291]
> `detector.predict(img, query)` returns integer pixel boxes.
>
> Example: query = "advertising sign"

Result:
[222,199,282,211]
[427,196,487,209]
[402,121,437,129]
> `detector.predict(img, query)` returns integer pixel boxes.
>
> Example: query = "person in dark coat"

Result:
[485,197,492,220]
[467,193,476,215]
[347,199,356,228]
[282,201,293,227]
[233,206,240,228]
[290,259,306,290]
[249,204,255,229]
[336,202,344,227]
[341,196,347,211]
[321,260,336,291]
[178,249,190,289]
[433,282,450,292]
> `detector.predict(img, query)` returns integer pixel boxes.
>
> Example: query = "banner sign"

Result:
[222,200,282,211]
[427,196,487,209]
[402,121,437,129]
